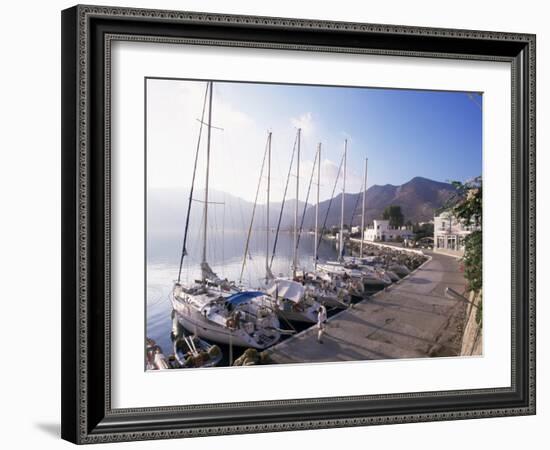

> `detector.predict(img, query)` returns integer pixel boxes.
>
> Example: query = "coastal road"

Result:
[264,251,468,363]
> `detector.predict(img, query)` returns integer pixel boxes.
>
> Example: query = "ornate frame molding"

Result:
[61,5,536,444]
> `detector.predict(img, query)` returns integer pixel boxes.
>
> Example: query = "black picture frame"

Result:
[61,4,536,444]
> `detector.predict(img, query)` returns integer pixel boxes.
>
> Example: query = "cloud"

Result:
[290,112,315,137]
[147,81,364,205]
[341,131,353,141]
[320,158,341,180]
[147,80,267,203]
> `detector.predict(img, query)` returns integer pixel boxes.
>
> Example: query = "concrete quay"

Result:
[264,251,468,363]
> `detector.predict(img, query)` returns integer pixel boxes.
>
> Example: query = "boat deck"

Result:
[263,251,468,363]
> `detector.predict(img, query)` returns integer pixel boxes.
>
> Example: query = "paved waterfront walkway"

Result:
[264,251,468,363]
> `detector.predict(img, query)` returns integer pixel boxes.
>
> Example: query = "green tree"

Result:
[413,222,434,241]
[443,176,482,227]
[463,230,482,292]
[449,176,482,293]
[382,205,404,228]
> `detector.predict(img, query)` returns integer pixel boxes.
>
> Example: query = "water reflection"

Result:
[146,230,339,364]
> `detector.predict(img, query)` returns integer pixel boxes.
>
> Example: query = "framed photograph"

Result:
[61,5,536,444]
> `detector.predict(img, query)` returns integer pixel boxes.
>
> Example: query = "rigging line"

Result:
[278,308,297,333]
[269,131,299,270]
[224,143,247,249]
[316,151,345,256]
[295,147,319,255]
[191,199,225,205]
[465,93,482,110]
[211,196,218,273]
[201,80,214,272]
[177,83,209,283]
[226,143,249,254]
[222,197,226,270]
[195,205,206,281]
[195,118,224,131]
[348,189,362,228]
[239,134,270,285]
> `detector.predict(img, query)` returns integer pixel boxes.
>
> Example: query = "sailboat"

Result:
[294,141,353,308]
[170,81,281,350]
[317,143,391,291]
[347,156,393,287]
[316,140,362,285]
[241,129,322,323]
[300,269,353,308]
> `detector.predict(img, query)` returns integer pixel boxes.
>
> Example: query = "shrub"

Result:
[463,230,482,292]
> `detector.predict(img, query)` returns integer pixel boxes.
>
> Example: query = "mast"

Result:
[270,133,298,270]
[339,139,347,261]
[177,83,208,283]
[292,128,301,278]
[201,81,213,282]
[360,157,368,258]
[295,148,319,258]
[266,131,272,280]
[314,143,321,269]
[239,135,270,284]
[316,152,344,256]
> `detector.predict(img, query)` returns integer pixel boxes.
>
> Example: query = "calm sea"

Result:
[146,229,339,361]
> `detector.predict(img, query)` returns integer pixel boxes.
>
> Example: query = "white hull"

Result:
[264,278,320,323]
[175,307,279,349]
[276,307,317,323]
[318,263,390,288]
[314,293,349,308]
[385,270,400,282]
[361,276,391,287]
[389,264,410,277]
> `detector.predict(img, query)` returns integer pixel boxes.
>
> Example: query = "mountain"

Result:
[147,177,457,237]
[302,176,457,228]
[146,188,310,237]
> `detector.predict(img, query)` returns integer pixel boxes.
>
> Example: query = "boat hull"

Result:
[314,294,349,309]
[174,306,279,349]
[276,308,317,323]
[174,338,223,368]
[361,277,391,287]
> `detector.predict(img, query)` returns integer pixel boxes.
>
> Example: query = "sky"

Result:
[146,78,482,204]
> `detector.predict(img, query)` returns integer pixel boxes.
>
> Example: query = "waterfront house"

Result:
[433,211,477,256]
[363,219,414,242]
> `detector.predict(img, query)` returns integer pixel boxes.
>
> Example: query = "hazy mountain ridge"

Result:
[147,188,310,236]
[301,176,457,228]
[147,177,457,236]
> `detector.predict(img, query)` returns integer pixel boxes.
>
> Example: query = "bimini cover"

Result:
[266,279,305,303]
[225,291,264,306]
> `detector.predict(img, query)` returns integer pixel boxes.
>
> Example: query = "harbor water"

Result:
[146,229,340,366]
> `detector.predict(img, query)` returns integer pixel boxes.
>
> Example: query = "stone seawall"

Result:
[460,290,482,356]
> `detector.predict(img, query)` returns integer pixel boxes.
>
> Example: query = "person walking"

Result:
[317,304,327,344]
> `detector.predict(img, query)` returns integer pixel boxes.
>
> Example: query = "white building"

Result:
[433,211,477,255]
[363,219,414,242]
